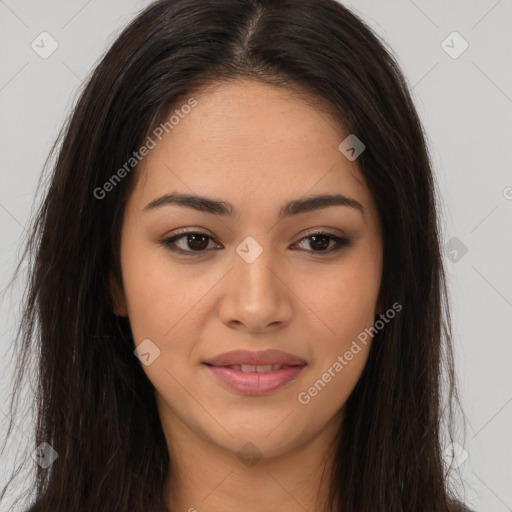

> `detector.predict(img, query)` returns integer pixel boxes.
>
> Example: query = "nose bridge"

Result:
[234,234,280,300]
[221,233,292,329]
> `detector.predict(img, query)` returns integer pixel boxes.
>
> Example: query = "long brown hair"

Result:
[1,0,469,510]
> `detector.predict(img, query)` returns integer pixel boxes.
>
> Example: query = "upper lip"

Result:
[204,349,306,367]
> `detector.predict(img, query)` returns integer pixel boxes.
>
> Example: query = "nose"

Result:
[217,237,294,334]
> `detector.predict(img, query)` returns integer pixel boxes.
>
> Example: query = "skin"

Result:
[111,79,383,512]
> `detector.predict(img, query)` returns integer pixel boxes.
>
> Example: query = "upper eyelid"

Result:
[169,225,347,239]
[167,229,345,242]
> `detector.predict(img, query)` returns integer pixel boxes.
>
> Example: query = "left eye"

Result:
[161,231,350,256]
[294,232,350,253]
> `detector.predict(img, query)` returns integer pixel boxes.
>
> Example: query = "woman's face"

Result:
[112,79,383,461]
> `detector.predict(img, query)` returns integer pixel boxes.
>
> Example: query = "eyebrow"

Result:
[143,192,364,219]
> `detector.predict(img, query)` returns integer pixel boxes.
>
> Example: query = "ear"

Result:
[109,270,128,317]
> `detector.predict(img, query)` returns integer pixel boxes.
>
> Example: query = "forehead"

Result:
[130,79,375,220]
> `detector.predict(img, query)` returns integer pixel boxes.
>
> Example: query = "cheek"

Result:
[298,344,370,417]
[298,248,380,399]
[302,251,381,339]
[120,237,204,341]
[297,274,376,412]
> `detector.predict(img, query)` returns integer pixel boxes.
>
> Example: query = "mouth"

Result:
[203,362,307,395]
[202,349,307,395]
[205,363,303,372]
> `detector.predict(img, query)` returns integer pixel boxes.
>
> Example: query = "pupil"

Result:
[310,234,329,251]
[188,234,208,250]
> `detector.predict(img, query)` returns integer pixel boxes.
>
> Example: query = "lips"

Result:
[203,349,307,395]
[204,349,307,368]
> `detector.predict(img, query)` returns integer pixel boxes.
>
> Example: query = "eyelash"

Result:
[161,230,351,256]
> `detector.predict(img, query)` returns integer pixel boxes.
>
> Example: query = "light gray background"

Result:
[0,1,511,511]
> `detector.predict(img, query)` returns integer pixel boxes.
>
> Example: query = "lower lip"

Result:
[205,364,306,395]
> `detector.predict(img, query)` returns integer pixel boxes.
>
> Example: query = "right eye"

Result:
[161,231,221,256]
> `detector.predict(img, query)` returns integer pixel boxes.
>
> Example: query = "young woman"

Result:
[1,0,472,510]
